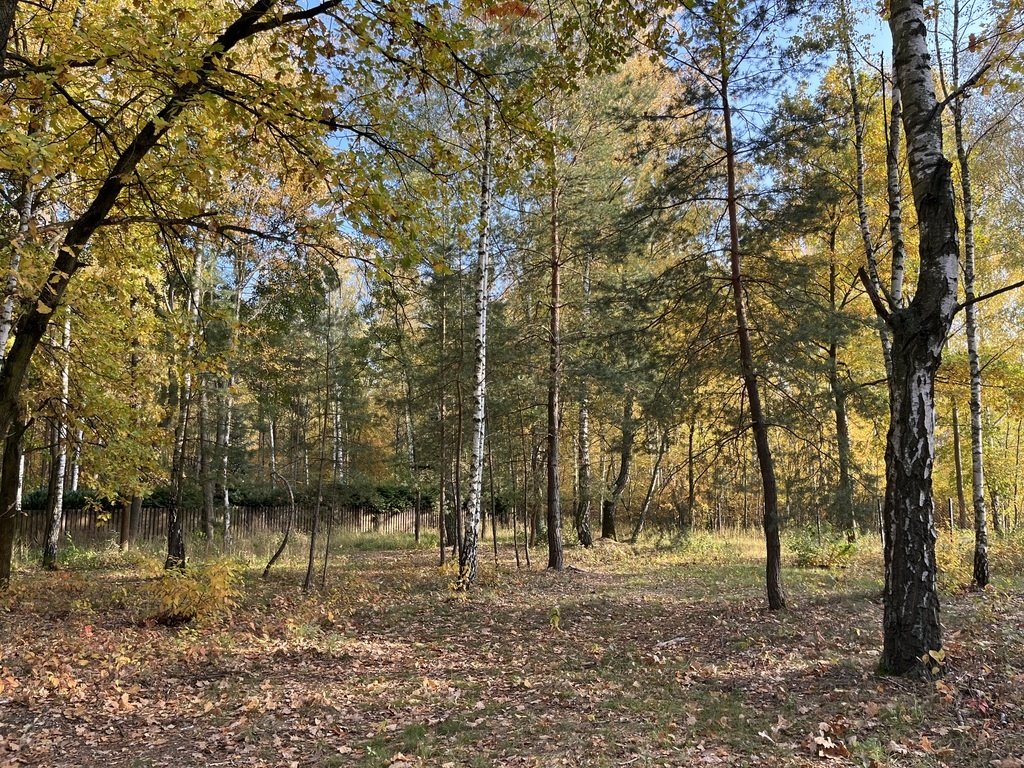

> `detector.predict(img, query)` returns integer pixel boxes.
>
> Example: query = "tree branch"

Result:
[858,266,891,323]
[956,277,1024,314]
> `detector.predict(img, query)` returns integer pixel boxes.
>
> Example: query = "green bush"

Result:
[789,526,857,569]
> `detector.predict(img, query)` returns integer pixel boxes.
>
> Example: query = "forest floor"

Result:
[1,532,1023,768]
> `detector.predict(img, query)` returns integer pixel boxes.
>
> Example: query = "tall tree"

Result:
[875,0,962,675]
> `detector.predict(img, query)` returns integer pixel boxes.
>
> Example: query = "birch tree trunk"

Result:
[827,231,856,536]
[219,379,233,548]
[952,400,968,529]
[167,253,202,569]
[886,80,908,306]
[42,310,71,569]
[438,273,448,565]
[946,0,989,586]
[458,106,491,587]
[68,429,82,493]
[720,56,786,610]
[199,380,216,540]
[880,0,962,674]
[841,8,893,375]
[575,254,593,547]
[269,417,277,485]
[546,145,564,571]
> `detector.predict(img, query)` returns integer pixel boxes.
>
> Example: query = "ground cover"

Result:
[1,534,1022,767]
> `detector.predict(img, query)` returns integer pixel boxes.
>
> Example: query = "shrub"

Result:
[789,526,857,569]
[143,557,242,626]
[935,533,971,593]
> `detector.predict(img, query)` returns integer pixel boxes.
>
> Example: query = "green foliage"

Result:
[22,488,102,511]
[675,531,728,561]
[991,530,1024,576]
[789,526,857,569]
[935,534,971,593]
[143,558,242,626]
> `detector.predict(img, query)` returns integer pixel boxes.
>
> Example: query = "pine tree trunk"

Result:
[880,0,961,674]
[720,61,786,610]
[459,106,491,587]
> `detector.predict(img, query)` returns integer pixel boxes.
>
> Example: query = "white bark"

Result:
[947,0,989,584]
[42,310,71,567]
[458,106,492,587]
[840,8,893,374]
[886,82,908,304]
[881,0,961,675]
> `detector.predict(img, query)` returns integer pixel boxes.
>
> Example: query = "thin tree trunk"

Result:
[510,448,521,568]
[630,431,668,544]
[1013,419,1021,531]
[459,106,492,587]
[220,377,233,550]
[199,380,215,540]
[576,397,593,547]
[841,9,893,374]
[946,1,989,586]
[264,471,296,577]
[303,308,332,593]
[886,76,908,305]
[603,395,635,541]
[827,236,855,536]
[42,311,71,569]
[546,143,564,571]
[720,58,785,610]
[167,252,202,569]
[438,275,448,566]
[952,400,968,529]
[487,437,498,566]
[683,414,696,533]
[269,417,277,486]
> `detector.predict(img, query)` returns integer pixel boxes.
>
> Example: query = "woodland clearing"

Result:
[1,534,1022,768]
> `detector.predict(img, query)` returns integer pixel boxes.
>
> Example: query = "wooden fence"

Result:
[13,504,441,549]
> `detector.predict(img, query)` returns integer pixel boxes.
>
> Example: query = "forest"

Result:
[1,0,1024,765]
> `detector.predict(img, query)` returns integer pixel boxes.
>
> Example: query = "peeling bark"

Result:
[881,0,961,674]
